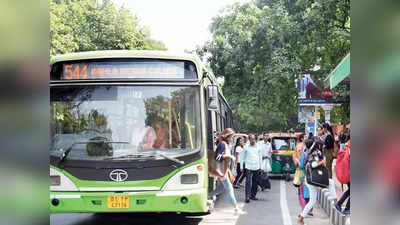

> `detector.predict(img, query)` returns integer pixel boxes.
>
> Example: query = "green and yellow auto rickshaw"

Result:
[270,133,297,180]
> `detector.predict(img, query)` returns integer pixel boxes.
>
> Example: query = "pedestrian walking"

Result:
[323,123,335,178]
[258,133,273,173]
[294,134,309,210]
[242,134,262,203]
[213,128,243,214]
[297,138,337,225]
[334,131,350,215]
[233,137,246,188]
[298,138,312,214]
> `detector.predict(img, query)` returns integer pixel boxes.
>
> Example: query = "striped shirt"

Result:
[242,144,262,171]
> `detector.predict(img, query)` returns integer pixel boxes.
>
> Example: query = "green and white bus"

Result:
[49,50,233,214]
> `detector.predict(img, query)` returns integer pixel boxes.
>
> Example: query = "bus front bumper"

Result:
[50,188,208,213]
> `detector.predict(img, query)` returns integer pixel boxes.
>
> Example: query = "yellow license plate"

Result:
[107,196,130,209]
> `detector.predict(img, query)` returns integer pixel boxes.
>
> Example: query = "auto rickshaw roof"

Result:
[235,133,248,138]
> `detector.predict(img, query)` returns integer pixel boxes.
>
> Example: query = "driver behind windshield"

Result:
[139,118,179,150]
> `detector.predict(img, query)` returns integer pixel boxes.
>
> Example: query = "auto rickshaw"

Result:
[269,133,297,180]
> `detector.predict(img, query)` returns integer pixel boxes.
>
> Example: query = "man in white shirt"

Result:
[242,134,262,202]
[258,133,272,172]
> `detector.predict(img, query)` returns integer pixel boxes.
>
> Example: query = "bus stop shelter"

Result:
[325,53,350,89]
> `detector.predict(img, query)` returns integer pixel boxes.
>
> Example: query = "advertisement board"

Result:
[298,106,314,123]
[297,73,336,105]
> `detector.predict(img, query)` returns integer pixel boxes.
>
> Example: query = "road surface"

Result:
[50,179,330,225]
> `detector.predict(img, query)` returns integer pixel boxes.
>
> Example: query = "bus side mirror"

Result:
[207,85,219,111]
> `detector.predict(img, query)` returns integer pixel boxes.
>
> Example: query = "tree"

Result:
[50,0,167,56]
[198,0,350,132]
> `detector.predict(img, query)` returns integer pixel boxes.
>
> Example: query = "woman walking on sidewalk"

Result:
[335,132,351,214]
[323,123,335,179]
[294,134,307,209]
[214,128,242,215]
[297,138,337,225]
[298,137,312,214]
[233,137,246,188]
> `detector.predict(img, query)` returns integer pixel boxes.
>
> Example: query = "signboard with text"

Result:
[51,59,198,80]
[62,61,185,80]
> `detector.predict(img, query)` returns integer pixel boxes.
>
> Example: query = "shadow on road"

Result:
[61,213,203,225]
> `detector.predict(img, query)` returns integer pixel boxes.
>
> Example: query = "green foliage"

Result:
[198,0,350,133]
[50,0,167,56]
[51,102,110,134]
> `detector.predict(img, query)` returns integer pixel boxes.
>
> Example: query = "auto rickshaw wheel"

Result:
[285,173,291,181]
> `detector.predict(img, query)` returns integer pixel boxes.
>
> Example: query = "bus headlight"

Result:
[50,167,78,191]
[181,174,198,184]
[162,164,204,191]
[50,175,61,186]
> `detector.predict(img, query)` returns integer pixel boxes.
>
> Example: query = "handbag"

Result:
[255,170,271,189]
[292,168,303,187]
[207,149,224,178]
[227,169,235,183]
[265,159,272,173]
[208,148,231,178]
[305,163,329,188]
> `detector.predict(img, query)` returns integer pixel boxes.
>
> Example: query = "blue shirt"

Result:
[299,149,309,181]
[215,142,227,162]
[242,144,262,171]
[300,149,310,198]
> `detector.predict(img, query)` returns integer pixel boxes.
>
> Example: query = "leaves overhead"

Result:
[198,0,350,133]
[50,0,167,56]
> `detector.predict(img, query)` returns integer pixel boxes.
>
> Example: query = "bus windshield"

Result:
[272,137,296,150]
[50,85,201,161]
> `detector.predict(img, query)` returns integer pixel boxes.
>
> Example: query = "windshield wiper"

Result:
[104,153,155,160]
[57,141,130,167]
[154,152,185,165]
[106,151,185,165]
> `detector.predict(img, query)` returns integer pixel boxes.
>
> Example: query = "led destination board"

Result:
[59,60,193,80]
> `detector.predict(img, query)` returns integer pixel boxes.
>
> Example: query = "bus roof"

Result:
[50,50,202,67]
[50,50,232,112]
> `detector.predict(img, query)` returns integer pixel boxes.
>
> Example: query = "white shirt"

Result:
[235,146,244,167]
[242,144,262,171]
[258,140,272,171]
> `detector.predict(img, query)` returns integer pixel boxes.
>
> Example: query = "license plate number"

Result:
[107,196,130,209]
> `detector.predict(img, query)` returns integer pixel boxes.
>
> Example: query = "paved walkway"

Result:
[200,179,331,225]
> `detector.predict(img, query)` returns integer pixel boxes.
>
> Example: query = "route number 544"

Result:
[64,64,88,79]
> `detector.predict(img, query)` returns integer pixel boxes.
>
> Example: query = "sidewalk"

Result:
[317,160,350,225]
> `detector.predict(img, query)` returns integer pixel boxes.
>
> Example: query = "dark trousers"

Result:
[325,148,334,178]
[337,182,350,210]
[233,163,246,185]
[245,169,259,200]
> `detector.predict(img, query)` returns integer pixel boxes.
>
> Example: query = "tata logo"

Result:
[109,169,128,182]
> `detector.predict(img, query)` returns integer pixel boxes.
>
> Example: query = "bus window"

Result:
[50,86,201,161]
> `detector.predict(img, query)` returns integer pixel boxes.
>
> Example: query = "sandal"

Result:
[297,215,304,225]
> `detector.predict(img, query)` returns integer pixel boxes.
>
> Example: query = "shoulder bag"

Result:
[305,160,329,188]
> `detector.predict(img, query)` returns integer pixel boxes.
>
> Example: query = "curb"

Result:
[317,188,350,225]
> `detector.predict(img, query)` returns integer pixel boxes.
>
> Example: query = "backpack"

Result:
[335,142,350,184]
